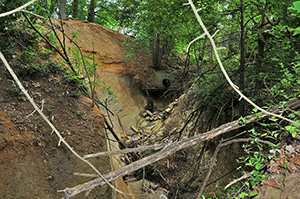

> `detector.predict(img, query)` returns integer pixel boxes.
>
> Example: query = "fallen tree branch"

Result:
[59,98,300,198]
[224,170,254,190]
[84,143,166,159]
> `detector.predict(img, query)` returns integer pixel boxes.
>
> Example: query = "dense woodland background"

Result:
[2,0,300,118]
[1,0,300,198]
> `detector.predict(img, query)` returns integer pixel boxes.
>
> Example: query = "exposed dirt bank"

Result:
[0,61,111,198]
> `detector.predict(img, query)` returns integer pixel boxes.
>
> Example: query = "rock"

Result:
[142,112,148,117]
[146,110,153,117]
[130,134,141,142]
[145,125,155,130]
[149,182,159,190]
[165,107,172,114]
[157,130,165,137]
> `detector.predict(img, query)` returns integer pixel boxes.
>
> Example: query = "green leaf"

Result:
[293,27,300,36]
[255,162,262,170]
[279,162,289,169]
[253,171,260,177]
[251,192,258,196]
[239,192,248,198]
[289,1,300,12]
[285,125,293,131]
[280,184,284,190]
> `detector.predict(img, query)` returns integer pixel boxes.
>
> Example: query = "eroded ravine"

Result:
[61,19,153,198]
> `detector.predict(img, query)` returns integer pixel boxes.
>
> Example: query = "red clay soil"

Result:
[0,59,112,198]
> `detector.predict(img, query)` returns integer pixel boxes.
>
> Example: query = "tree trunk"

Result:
[87,0,95,22]
[239,0,245,116]
[59,0,66,19]
[72,0,79,18]
[153,34,161,69]
[255,14,267,107]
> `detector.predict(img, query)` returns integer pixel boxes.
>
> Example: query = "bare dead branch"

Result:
[22,12,77,75]
[224,171,254,190]
[21,10,45,19]
[84,143,166,159]
[0,0,36,17]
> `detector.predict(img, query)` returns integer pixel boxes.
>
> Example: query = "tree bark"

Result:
[255,13,268,107]
[153,34,162,69]
[72,0,79,18]
[87,0,95,22]
[239,0,245,116]
[59,0,66,19]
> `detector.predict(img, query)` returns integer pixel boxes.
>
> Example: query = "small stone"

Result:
[146,110,153,117]
[145,125,155,130]
[142,112,148,117]
[165,107,172,114]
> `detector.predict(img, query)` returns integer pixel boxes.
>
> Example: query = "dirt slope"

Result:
[60,19,147,131]
[0,18,151,199]
[0,61,112,198]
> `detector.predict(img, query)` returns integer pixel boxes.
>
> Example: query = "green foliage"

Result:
[64,45,116,98]
[10,81,25,101]
[193,66,234,122]
[118,0,222,69]
[0,0,25,31]
[0,0,50,31]
[237,138,268,189]
[267,56,300,103]
[285,120,300,138]
[288,1,300,35]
